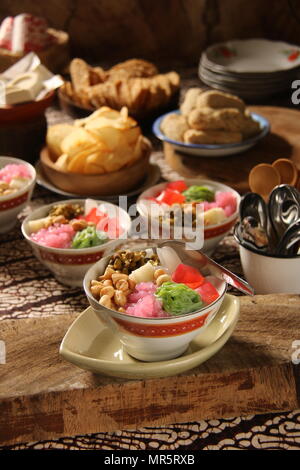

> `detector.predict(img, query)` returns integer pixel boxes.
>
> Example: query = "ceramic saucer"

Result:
[59,294,240,379]
[35,160,161,202]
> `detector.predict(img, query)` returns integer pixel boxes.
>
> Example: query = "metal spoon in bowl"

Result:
[276,220,300,256]
[268,185,300,242]
[239,193,269,230]
[239,192,276,250]
[155,240,254,296]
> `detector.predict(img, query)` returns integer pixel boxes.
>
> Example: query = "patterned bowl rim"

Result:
[0,156,36,202]
[21,198,132,255]
[136,179,240,231]
[83,251,227,322]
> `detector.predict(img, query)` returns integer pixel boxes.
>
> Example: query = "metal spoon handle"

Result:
[198,253,255,296]
[156,240,254,296]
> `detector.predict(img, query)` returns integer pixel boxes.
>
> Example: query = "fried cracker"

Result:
[69,58,91,92]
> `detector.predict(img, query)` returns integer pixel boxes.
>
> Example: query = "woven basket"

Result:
[0,28,70,73]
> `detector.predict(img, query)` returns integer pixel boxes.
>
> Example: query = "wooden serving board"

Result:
[164,106,300,193]
[1,294,300,446]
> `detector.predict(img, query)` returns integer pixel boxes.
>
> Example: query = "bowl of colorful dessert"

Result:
[0,156,36,233]
[22,198,131,287]
[84,243,227,361]
[137,179,240,254]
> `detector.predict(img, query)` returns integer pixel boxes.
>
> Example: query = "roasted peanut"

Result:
[90,284,103,298]
[102,279,113,286]
[154,268,167,280]
[118,307,126,313]
[91,279,102,286]
[99,266,115,280]
[114,290,127,306]
[69,218,88,231]
[115,279,129,292]
[99,294,112,308]
[111,273,129,284]
[128,278,136,290]
[100,285,115,298]
[156,274,171,286]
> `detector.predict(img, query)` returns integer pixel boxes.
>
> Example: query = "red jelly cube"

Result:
[84,208,106,225]
[166,180,188,192]
[195,281,219,304]
[156,189,186,205]
[172,263,205,288]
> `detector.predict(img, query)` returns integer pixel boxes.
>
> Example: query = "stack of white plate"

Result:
[199,39,300,101]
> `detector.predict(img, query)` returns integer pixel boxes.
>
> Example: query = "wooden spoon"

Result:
[248,163,281,201]
[272,158,299,187]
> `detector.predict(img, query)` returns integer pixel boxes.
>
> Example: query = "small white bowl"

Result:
[84,252,227,362]
[22,199,132,287]
[0,156,36,233]
[239,243,300,294]
[137,179,240,255]
[153,110,270,157]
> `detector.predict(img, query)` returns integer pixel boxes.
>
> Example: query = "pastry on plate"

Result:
[160,88,261,145]
[160,113,189,141]
[61,58,180,118]
[108,58,158,79]
[184,128,242,145]
[188,107,245,132]
[196,90,245,112]
[180,87,206,116]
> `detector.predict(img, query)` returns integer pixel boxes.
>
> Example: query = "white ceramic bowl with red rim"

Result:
[0,156,36,233]
[136,179,241,255]
[84,252,227,362]
[22,198,132,287]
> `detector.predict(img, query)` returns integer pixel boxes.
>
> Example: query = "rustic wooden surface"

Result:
[1,293,299,446]
[164,106,300,193]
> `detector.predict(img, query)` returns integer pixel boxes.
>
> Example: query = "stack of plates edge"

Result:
[199,39,300,101]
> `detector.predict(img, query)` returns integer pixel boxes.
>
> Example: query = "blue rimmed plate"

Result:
[153,110,270,157]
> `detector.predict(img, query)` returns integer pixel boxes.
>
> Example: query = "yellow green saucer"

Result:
[59,294,240,379]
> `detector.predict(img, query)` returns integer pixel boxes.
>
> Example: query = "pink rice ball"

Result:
[127,282,157,303]
[125,282,169,318]
[215,191,237,217]
[203,201,218,211]
[0,164,31,183]
[30,223,75,249]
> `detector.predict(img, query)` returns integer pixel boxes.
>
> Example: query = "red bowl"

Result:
[0,90,55,124]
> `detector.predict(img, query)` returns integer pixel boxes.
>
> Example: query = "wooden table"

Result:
[1,294,300,447]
